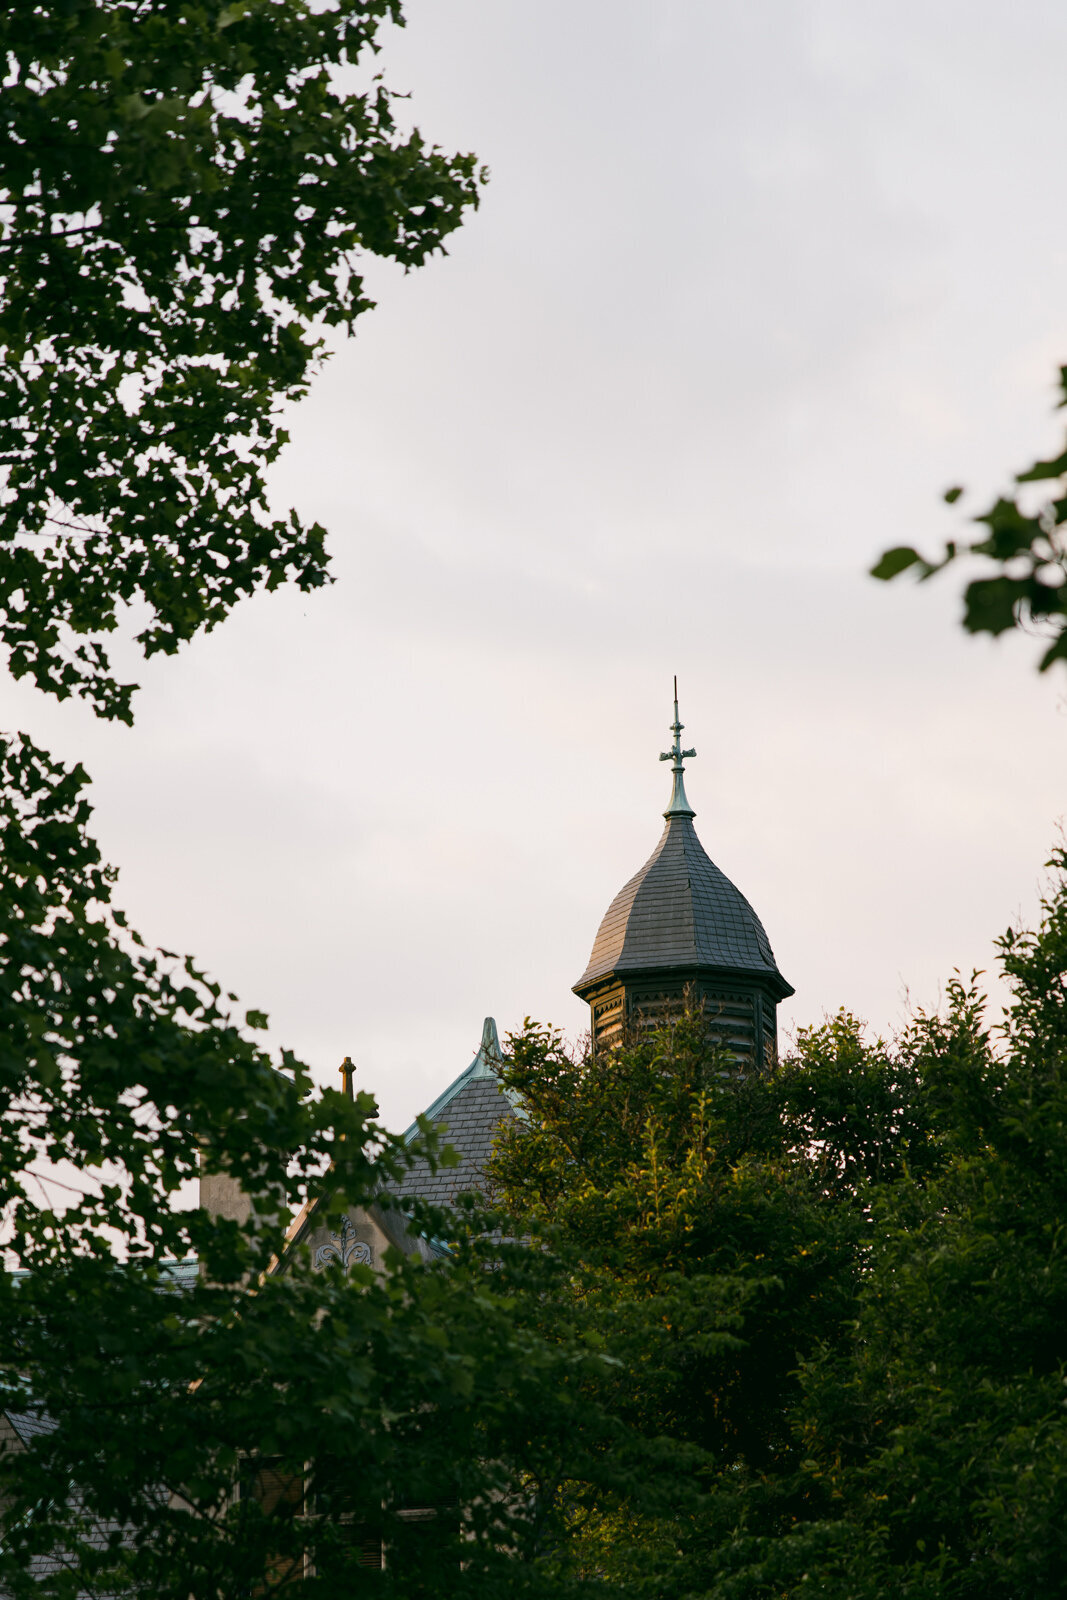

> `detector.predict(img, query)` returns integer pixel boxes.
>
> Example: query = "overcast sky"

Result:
[11,0,1067,1130]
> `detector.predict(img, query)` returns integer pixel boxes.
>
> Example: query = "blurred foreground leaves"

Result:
[874,364,1067,672]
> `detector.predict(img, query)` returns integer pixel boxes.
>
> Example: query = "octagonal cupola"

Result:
[574,684,793,1065]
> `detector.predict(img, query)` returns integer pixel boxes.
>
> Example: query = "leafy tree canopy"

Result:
[0,735,660,1600]
[0,0,484,721]
[0,9,550,1595]
[774,867,1067,1600]
[490,871,1067,1596]
[489,1014,867,1592]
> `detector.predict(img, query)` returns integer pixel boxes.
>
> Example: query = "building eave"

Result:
[574,958,795,1005]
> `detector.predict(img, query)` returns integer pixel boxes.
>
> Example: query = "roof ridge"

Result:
[401,1016,505,1145]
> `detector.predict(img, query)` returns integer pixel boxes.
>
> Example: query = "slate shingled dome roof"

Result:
[576,814,793,999]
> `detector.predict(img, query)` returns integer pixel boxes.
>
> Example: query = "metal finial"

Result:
[339,1056,355,1101]
[658,676,696,818]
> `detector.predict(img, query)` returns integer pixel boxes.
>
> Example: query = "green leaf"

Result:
[961,575,1024,637]
[1016,450,1067,484]
[871,546,923,581]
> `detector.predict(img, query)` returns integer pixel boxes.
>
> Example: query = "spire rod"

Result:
[658,677,696,818]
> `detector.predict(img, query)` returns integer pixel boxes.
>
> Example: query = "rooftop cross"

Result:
[659,675,696,818]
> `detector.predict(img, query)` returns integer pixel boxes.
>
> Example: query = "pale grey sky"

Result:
[10,0,1067,1129]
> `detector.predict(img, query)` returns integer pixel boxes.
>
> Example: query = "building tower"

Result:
[573,685,793,1066]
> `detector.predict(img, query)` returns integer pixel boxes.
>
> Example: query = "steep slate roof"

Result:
[270,1021,513,1274]
[575,813,793,999]
[380,1017,515,1209]
[4,1409,55,1446]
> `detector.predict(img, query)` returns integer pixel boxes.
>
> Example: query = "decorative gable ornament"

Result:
[313,1214,373,1272]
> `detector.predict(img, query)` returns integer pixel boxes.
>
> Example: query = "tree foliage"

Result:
[4,8,1066,1597]
[873,365,1067,672]
[0,0,484,720]
[490,1013,865,1592]
[0,6,571,1597]
[776,874,1067,1599]
[0,736,650,1600]
[490,877,1067,1595]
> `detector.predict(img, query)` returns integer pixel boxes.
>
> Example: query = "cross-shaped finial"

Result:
[339,1056,355,1100]
[659,676,696,818]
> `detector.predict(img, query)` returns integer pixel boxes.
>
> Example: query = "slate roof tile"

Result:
[380,1022,516,1210]
[575,815,792,998]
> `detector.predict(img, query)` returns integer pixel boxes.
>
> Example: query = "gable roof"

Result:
[4,1409,55,1446]
[272,1018,515,1271]
[384,1017,516,1209]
